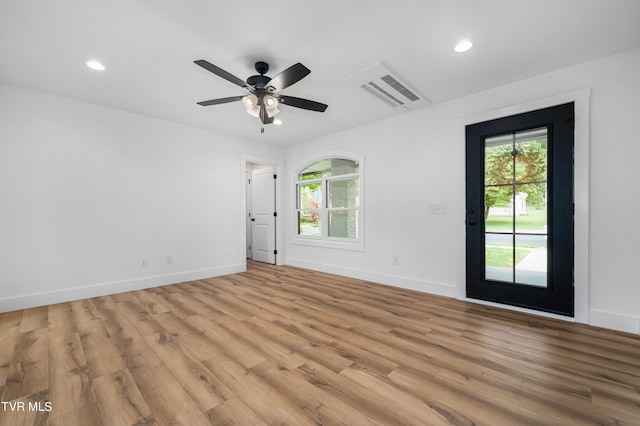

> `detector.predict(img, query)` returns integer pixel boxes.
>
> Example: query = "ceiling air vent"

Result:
[347,61,430,111]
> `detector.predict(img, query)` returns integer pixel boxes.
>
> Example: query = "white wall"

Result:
[3,48,639,334]
[284,48,640,334]
[0,83,282,311]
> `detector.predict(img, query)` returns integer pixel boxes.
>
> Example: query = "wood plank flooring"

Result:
[1,260,639,425]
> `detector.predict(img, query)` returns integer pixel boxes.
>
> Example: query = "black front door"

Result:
[465,103,574,316]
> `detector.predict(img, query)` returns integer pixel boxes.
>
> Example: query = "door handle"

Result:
[467,219,477,225]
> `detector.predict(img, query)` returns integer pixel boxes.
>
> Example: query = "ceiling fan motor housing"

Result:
[247,74,271,88]
[254,61,269,75]
[246,61,272,88]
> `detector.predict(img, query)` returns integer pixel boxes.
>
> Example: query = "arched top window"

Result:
[298,158,359,180]
[294,155,364,250]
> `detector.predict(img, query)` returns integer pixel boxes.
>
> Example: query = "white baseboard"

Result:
[286,258,459,298]
[286,259,640,336]
[0,264,244,313]
[589,309,640,335]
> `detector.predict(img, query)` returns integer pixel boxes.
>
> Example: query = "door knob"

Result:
[467,219,477,225]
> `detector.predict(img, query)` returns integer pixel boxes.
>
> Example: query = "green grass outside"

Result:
[486,208,547,233]
[486,246,530,268]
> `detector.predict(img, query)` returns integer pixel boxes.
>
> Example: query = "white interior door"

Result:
[251,166,276,264]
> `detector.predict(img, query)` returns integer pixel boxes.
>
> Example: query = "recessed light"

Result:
[86,60,105,71]
[454,40,473,53]
[274,119,282,125]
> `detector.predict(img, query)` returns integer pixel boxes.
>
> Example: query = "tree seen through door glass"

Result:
[484,128,548,286]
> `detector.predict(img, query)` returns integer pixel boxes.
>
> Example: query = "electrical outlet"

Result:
[166,255,173,265]
[140,257,148,267]
[428,204,448,214]
[392,256,399,266]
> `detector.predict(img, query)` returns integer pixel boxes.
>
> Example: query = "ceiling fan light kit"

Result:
[263,95,280,118]
[242,94,257,108]
[195,59,328,127]
[242,94,260,117]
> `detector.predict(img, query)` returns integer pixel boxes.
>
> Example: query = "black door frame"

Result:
[465,102,575,316]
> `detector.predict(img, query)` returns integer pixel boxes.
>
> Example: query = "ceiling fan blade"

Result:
[267,63,311,92]
[277,95,328,112]
[194,60,251,89]
[197,96,244,106]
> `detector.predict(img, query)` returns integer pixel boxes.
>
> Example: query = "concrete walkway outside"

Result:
[486,247,547,287]
[516,247,546,272]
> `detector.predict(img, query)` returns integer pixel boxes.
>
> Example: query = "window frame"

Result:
[292,153,364,251]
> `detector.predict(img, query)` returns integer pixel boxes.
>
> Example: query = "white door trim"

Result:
[457,88,590,324]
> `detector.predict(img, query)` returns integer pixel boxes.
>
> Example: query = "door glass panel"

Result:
[484,128,549,288]
[485,186,514,233]
[515,183,547,233]
[485,134,514,186]
[515,129,547,183]
[485,239,514,283]
[515,234,547,287]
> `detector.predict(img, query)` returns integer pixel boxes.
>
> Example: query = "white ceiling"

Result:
[2,0,640,147]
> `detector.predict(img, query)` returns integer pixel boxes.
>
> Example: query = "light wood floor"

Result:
[1,261,639,425]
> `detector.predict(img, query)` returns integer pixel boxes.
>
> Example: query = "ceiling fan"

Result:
[194,59,328,125]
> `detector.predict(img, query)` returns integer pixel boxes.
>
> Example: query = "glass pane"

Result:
[298,183,322,210]
[485,134,514,186]
[485,185,514,233]
[515,128,547,184]
[485,237,535,284]
[329,210,358,239]
[515,183,547,234]
[299,158,359,180]
[298,210,321,236]
[485,238,513,283]
[329,178,359,208]
[515,234,547,287]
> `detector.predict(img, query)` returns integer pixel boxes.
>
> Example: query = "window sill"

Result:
[292,237,364,252]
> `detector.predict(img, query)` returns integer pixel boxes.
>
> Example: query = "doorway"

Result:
[465,102,574,316]
[246,162,277,264]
